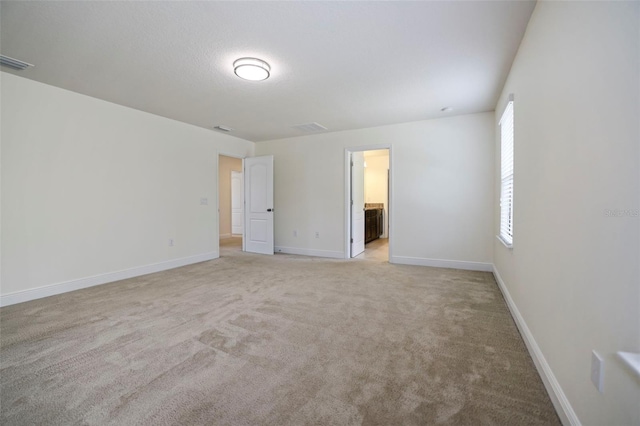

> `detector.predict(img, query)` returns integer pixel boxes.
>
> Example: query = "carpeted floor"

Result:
[0,238,560,425]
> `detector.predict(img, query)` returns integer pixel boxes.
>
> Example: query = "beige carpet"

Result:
[0,239,560,425]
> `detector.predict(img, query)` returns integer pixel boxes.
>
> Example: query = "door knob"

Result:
[267,208,273,212]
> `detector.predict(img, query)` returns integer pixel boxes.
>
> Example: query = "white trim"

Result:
[344,150,351,259]
[219,233,232,239]
[496,235,514,249]
[0,252,219,307]
[275,246,344,259]
[391,255,493,272]
[492,266,580,426]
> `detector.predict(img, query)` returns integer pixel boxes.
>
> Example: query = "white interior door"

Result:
[244,155,274,255]
[351,152,365,257]
[231,171,244,235]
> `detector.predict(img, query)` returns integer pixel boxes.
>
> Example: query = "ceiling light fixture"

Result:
[441,106,453,112]
[233,57,270,81]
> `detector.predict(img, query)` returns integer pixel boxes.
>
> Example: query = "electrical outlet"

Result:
[200,198,208,205]
[169,239,174,247]
[591,351,604,393]
[293,230,298,237]
[315,231,320,238]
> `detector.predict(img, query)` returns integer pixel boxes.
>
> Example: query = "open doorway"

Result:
[218,154,243,254]
[346,147,391,262]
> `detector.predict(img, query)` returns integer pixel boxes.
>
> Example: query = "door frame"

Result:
[350,151,366,257]
[217,152,246,253]
[344,144,394,260]
[230,170,244,236]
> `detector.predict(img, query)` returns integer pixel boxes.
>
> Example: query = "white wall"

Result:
[1,73,254,303]
[218,155,243,238]
[493,2,639,425]
[256,113,494,269]
[364,153,389,238]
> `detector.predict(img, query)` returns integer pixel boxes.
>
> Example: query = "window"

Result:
[499,95,514,247]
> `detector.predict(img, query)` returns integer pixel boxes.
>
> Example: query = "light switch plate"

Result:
[591,351,604,393]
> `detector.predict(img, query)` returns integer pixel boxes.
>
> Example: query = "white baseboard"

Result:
[275,246,344,259]
[0,252,219,307]
[492,266,580,426]
[219,233,232,239]
[390,255,493,272]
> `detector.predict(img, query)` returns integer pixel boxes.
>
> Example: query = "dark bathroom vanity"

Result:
[364,203,384,244]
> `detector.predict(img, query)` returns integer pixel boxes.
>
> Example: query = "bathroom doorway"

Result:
[346,146,391,262]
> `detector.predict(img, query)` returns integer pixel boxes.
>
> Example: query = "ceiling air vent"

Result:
[292,122,328,133]
[213,125,233,132]
[0,55,34,71]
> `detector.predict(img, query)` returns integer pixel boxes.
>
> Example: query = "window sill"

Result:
[618,352,640,379]
[496,235,513,250]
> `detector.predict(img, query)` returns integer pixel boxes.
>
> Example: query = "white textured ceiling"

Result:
[0,1,535,142]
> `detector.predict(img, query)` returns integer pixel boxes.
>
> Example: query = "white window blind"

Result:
[499,98,514,246]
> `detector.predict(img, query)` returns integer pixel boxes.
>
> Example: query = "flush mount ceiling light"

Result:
[233,57,270,81]
[441,106,453,112]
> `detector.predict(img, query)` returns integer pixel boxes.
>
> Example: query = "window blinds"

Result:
[499,99,514,246]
